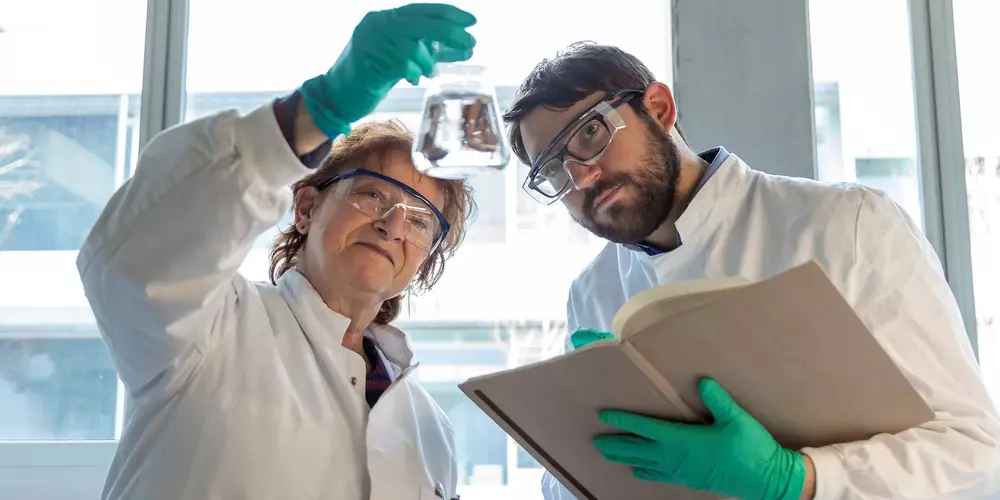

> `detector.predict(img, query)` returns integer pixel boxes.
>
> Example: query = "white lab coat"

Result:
[542,154,1000,499]
[77,103,458,500]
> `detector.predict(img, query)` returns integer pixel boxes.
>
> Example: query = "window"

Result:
[0,0,144,438]
[0,0,146,497]
[809,0,924,224]
[0,105,136,251]
[3,1,994,499]
[0,336,118,440]
[953,0,1000,401]
[185,1,669,497]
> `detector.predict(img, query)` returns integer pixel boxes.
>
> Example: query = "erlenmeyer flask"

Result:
[412,62,510,179]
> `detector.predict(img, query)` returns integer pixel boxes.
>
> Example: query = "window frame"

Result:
[908,0,978,347]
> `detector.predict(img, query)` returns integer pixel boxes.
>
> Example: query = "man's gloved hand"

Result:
[301,3,477,138]
[569,327,616,349]
[593,378,808,500]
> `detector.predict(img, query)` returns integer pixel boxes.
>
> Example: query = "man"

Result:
[503,42,1000,500]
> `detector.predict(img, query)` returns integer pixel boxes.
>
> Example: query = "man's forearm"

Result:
[799,454,816,500]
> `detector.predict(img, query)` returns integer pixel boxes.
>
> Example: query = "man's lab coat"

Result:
[542,154,1000,499]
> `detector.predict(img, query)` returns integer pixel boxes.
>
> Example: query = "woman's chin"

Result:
[336,264,399,297]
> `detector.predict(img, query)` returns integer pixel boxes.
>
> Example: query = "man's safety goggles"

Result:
[317,169,450,254]
[523,89,644,205]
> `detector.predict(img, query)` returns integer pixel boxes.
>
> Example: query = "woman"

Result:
[77,4,479,500]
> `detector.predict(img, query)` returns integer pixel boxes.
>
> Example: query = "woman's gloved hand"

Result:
[300,3,477,138]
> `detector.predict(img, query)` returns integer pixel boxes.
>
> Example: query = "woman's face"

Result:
[294,151,445,302]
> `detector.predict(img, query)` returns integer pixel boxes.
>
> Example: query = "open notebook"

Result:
[459,261,933,500]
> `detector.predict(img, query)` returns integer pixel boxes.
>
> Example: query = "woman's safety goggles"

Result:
[316,169,450,255]
[523,89,644,205]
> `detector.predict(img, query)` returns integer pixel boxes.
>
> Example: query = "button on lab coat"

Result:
[77,103,457,500]
[542,154,1000,499]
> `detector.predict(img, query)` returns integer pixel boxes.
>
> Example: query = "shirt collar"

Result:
[625,146,731,256]
[363,329,400,380]
[366,324,413,372]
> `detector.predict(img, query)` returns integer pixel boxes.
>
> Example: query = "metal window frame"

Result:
[0,442,118,500]
[671,0,817,179]
[909,0,978,355]
[138,0,190,149]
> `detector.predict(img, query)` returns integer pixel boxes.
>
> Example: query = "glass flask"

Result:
[412,63,510,179]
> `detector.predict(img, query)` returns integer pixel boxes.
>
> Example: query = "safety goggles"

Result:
[523,89,644,205]
[316,169,450,255]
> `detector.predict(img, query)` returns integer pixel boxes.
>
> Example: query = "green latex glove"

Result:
[300,3,477,138]
[593,378,806,500]
[569,328,616,349]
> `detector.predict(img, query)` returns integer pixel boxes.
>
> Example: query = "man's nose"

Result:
[373,206,407,240]
[564,160,602,191]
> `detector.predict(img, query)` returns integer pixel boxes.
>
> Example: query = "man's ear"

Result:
[293,187,321,234]
[641,81,678,132]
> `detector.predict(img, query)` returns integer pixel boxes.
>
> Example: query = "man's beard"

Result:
[572,120,681,244]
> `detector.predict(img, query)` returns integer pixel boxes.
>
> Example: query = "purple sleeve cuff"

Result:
[273,90,332,170]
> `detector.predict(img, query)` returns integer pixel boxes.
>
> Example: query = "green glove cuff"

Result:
[300,76,352,140]
[775,450,808,500]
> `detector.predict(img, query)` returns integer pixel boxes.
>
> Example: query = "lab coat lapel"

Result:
[278,269,417,374]
[277,270,453,499]
[274,269,370,442]
[672,154,750,247]
[652,155,754,283]
[366,327,454,499]
[367,373,458,500]
[275,269,352,348]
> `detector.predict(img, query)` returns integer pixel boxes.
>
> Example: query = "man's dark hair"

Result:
[503,41,685,166]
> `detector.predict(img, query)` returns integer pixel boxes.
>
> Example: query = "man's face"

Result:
[518,90,682,244]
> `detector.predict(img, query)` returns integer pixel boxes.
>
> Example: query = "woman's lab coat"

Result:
[76,103,458,500]
[542,154,1000,499]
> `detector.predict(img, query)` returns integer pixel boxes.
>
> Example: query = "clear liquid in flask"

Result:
[413,64,510,179]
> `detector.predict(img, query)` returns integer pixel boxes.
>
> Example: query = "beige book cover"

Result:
[459,261,934,500]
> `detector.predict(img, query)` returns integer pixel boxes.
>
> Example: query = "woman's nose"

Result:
[564,160,602,191]
[373,206,407,240]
